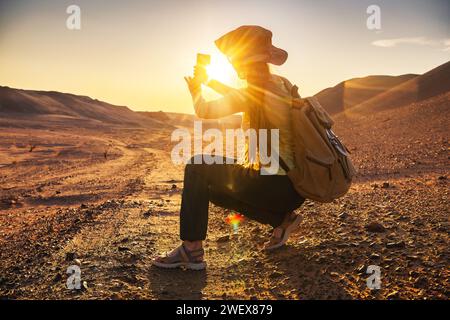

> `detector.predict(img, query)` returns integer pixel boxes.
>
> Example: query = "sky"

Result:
[0,0,449,113]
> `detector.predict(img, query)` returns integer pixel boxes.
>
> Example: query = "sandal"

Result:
[152,244,206,270]
[264,213,303,251]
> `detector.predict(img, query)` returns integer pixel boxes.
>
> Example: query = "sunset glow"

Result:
[0,0,448,113]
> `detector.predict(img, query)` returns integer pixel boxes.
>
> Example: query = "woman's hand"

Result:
[184,65,208,95]
[184,76,201,95]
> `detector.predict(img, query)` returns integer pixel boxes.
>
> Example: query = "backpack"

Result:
[276,79,356,203]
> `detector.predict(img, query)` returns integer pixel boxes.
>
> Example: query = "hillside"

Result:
[0,86,164,128]
[347,61,450,115]
[166,112,242,129]
[137,111,171,122]
[314,74,417,114]
[315,60,450,116]
[333,92,450,177]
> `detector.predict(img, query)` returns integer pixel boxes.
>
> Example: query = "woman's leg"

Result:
[179,156,240,241]
[153,155,304,268]
[179,155,304,241]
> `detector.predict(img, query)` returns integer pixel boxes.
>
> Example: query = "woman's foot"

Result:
[264,212,303,251]
[152,243,206,270]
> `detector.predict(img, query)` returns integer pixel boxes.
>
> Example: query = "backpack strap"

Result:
[280,76,301,98]
[272,76,300,173]
[278,154,290,173]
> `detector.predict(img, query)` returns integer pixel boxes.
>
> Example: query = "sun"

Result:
[205,53,237,86]
[202,53,245,101]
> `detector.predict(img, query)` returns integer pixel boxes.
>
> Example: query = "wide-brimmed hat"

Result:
[215,25,288,66]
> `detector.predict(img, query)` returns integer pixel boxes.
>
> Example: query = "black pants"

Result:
[180,155,305,241]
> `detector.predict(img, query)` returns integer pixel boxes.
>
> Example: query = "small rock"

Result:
[381,182,390,189]
[370,253,381,260]
[84,210,94,219]
[414,277,428,288]
[356,265,366,274]
[118,246,130,252]
[143,210,152,218]
[65,252,76,261]
[365,222,386,233]
[386,241,405,249]
[269,271,283,279]
[329,272,340,278]
[386,291,400,300]
[216,235,230,243]
[73,259,82,266]
[338,212,348,219]
[437,176,447,180]
[52,273,62,283]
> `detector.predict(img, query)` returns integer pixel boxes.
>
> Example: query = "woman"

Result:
[153,26,305,270]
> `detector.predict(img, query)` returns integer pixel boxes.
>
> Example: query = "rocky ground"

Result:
[0,94,448,300]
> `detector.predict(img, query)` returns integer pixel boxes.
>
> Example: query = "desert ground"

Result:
[0,94,448,300]
[0,61,449,299]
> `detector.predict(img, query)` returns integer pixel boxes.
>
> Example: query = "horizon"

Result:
[0,0,449,113]
[0,61,446,115]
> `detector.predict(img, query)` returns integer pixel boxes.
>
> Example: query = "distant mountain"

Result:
[137,111,171,122]
[315,60,450,116]
[314,74,418,115]
[349,60,450,114]
[0,86,164,128]
[2,60,448,129]
[164,112,242,129]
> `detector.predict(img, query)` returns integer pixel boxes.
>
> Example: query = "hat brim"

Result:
[269,46,288,66]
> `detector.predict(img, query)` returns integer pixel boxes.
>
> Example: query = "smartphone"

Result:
[197,53,211,67]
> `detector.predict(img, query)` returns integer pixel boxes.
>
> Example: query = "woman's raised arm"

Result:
[185,76,247,119]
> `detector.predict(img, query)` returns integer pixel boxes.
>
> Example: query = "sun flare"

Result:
[206,54,237,86]
[203,53,244,101]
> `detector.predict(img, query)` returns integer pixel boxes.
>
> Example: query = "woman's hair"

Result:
[243,62,272,169]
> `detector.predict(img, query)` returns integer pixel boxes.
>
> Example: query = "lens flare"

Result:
[205,53,236,85]
[202,53,246,101]
[225,213,244,234]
